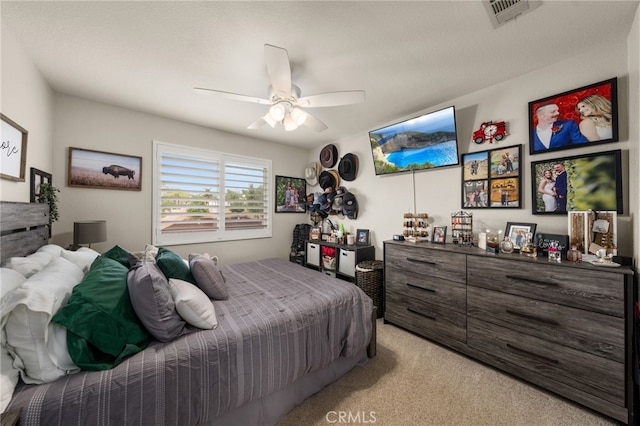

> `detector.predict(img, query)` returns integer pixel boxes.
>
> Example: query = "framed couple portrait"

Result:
[528,77,618,155]
[461,145,522,209]
[530,149,623,215]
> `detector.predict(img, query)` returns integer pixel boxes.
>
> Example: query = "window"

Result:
[153,141,272,245]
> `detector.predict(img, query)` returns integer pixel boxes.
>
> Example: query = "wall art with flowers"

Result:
[528,77,618,155]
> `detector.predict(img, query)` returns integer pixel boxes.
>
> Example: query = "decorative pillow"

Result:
[189,254,229,300]
[101,245,132,267]
[1,257,84,383]
[0,268,27,298]
[0,346,18,414]
[61,247,100,273]
[127,261,186,342]
[3,251,53,278]
[131,244,160,263]
[156,247,195,284]
[35,244,65,258]
[52,255,151,371]
[168,278,218,330]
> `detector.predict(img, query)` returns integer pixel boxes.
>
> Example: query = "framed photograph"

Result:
[0,114,28,181]
[531,149,622,215]
[461,145,521,209]
[529,77,618,155]
[68,147,142,191]
[275,175,306,213]
[432,226,447,244]
[504,222,537,251]
[356,229,370,246]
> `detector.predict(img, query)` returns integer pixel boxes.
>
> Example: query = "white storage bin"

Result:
[306,242,321,267]
[338,249,356,277]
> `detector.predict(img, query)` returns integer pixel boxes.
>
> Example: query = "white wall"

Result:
[0,25,54,201]
[49,94,309,263]
[628,6,640,265]
[315,36,638,265]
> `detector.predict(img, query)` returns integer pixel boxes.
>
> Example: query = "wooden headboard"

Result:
[0,201,49,263]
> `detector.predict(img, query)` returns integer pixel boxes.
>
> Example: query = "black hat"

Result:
[318,170,336,190]
[338,153,358,181]
[319,144,338,168]
[342,192,358,220]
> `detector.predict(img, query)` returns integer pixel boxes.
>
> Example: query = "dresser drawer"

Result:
[386,267,466,313]
[468,318,624,406]
[386,296,466,344]
[467,256,624,316]
[385,243,466,284]
[467,286,623,362]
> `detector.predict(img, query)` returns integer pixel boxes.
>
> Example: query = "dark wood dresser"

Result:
[384,240,636,424]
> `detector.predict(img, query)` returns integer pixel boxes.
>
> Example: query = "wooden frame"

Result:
[68,147,142,191]
[504,222,536,251]
[531,149,623,215]
[461,145,522,209]
[432,226,447,244]
[529,77,618,155]
[356,229,370,246]
[568,210,617,255]
[0,114,28,181]
[275,175,306,213]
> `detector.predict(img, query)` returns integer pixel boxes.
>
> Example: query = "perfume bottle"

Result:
[519,232,537,257]
[566,245,582,262]
[547,241,561,263]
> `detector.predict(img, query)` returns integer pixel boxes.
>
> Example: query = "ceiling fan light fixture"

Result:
[269,102,286,121]
[290,107,308,126]
[283,113,298,131]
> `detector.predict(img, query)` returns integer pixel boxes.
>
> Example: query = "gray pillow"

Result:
[188,254,229,300]
[127,261,186,342]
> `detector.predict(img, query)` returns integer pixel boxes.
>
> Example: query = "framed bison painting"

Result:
[68,147,142,191]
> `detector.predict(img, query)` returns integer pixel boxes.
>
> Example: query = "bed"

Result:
[0,201,375,425]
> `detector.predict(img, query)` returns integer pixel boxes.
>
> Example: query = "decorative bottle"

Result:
[566,245,582,262]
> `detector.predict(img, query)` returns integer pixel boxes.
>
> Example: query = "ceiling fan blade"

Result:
[297,90,366,108]
[302,111,328,132]
[264,44,292,98]
[194,87,272,105]
[247,116,267,130]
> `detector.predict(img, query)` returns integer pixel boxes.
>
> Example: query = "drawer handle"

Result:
[407,307,436,321]
[505,309,559,326]
[406,257,436,266]
[506,343,560,365]
[505,275,559,287]
[406,283,435,293]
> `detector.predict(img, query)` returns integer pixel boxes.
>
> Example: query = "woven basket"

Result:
[355,260,383,318]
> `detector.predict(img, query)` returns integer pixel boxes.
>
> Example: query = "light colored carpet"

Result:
[278,319,617,426]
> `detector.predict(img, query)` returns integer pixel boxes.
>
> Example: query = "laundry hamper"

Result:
[355,260,384,318]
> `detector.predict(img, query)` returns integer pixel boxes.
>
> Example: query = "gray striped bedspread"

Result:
[7,258,373,425]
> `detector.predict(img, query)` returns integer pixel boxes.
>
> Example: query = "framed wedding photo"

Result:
[275,175,306,213]
[528,77,618,155]
[531,149,623,215]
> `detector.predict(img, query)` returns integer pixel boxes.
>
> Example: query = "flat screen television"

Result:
[368,105,460,175]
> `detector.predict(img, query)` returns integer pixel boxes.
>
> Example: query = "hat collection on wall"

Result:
[306,144,359,223]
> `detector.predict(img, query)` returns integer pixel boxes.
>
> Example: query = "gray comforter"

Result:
[7,258,373,425]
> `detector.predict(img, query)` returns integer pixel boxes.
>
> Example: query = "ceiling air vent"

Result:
[483,0,541,28]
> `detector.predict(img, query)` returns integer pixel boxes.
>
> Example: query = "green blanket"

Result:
[52,254,151,370]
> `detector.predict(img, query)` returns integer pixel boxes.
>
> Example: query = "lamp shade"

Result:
[73,220,107,246]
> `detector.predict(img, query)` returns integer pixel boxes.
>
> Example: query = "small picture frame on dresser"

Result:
[356,229,370,245]
[432,226,447,244]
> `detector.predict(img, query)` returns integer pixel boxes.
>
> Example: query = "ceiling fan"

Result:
[194,44,365,132]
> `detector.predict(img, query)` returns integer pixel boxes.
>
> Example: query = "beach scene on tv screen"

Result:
[369,107,459,175]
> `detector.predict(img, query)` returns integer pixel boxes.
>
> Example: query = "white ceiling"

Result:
[2,1,638,150]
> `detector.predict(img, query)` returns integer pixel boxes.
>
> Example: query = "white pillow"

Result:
[0,344,19,414]
[1,268,27,298]
[1,257,84,384]
[168,278,218,330]
[61,247,100,273]
[3,252,53,278]
[35,244,65,258]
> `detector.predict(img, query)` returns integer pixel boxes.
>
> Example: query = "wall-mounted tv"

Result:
[368,106,460,176]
